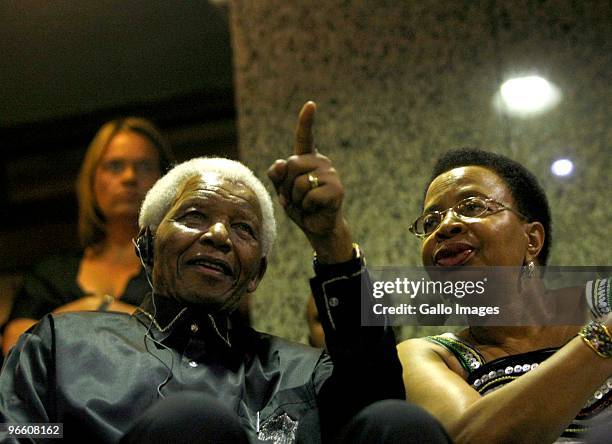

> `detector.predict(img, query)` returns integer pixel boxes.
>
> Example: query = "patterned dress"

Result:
[427,333,612,442]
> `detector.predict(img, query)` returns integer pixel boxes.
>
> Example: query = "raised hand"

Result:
[268,101,354,264]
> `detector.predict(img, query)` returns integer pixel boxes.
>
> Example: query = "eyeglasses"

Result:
[409,196,527,238]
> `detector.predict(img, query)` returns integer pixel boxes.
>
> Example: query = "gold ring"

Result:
[308,174,319,190]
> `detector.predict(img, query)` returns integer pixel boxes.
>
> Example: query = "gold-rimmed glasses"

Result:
[409,196,527,238]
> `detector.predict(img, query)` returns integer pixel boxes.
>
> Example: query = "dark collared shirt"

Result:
[0,261,403,443]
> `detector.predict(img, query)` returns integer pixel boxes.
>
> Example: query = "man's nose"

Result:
[200,222,232,251]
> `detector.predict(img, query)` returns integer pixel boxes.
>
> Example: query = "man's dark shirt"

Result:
[0,260,403,443]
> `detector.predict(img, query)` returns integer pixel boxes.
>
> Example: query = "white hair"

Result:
[139,157,276,258]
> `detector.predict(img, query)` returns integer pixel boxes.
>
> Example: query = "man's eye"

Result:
[181,211,207,225]
[233,222,256,238]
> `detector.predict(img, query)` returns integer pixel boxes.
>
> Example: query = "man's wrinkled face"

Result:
[152,173,266,312]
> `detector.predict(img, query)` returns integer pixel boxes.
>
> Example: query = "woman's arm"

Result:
[2,318,37,355]
[398,333,612,443]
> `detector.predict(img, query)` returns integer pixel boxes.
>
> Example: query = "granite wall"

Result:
[228,0,611,342]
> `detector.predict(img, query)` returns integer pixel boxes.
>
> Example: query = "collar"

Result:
[134,293,238,349]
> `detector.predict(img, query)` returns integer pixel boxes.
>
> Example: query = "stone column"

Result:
[229,0,611,341]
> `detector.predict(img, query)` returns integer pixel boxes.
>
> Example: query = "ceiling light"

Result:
[496,75,561,116]
[551,158,574,177]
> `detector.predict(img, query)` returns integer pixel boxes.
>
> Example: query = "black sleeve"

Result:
[311,256,405,441]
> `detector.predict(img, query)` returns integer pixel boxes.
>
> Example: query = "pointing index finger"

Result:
[294,101,317,155]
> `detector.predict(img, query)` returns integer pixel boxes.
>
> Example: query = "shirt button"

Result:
[188,361,198,368]
[328,297,339,307]
[190,323,199,333]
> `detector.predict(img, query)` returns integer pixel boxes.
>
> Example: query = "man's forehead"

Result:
[174,173,259,208]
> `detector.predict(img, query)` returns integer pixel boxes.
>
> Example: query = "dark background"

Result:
[1,1,237,275]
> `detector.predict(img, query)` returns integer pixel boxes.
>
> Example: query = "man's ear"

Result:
[524,221,545,264]
[247,257,268,293]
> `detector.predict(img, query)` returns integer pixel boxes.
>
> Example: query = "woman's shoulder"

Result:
[397,333,460,362]
[398,330,482,377]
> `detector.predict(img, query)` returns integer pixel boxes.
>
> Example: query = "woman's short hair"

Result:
[77,117,174,249]
[139,157,277,259]
[426,148,552,265]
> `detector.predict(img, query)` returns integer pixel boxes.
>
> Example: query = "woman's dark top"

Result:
[8,253,150,322]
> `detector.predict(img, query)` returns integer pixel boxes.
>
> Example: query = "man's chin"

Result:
[175,288,243,312]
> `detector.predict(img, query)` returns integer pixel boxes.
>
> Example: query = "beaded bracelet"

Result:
[579,320,612,358]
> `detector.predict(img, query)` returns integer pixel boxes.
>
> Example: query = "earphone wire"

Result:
[133,236,174,398]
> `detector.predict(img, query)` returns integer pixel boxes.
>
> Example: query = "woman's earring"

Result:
[522,260,536,279]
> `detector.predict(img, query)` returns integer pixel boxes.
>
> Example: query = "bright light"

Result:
[551,159,574,177]
[497,75,561,116]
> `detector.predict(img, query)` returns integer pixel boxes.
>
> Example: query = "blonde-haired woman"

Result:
[3,117,174,355]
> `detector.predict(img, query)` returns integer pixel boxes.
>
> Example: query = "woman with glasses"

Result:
[397,148,611,443]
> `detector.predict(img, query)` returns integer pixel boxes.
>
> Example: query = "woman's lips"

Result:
[435,248,474,266]
[434,243,476,266]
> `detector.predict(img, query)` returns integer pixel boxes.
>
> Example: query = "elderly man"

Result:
[0,103,449,443]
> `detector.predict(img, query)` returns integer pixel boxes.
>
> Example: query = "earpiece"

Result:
[134,227,170,397]
[135,227,154,267]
